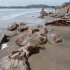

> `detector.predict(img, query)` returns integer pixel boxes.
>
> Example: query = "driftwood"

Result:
[45,19,70,26]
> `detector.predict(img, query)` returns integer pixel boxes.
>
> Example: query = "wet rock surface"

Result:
[7,22,19,31]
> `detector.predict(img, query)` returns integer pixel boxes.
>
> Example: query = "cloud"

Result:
[0,0,69,6]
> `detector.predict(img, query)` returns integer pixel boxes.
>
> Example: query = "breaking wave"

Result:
[0,8,41,21]
[0,11,39,20]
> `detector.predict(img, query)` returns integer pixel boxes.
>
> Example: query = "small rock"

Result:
[7,22,19,31]
[47,33,62,44]
[17,26,28,32]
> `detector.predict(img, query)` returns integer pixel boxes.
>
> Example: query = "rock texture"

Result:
[7,22,19,31]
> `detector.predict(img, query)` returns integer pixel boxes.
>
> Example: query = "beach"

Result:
[0,8,70,70]
[29,26,70,70]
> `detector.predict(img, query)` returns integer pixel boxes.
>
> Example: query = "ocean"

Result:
[0,8,56,32]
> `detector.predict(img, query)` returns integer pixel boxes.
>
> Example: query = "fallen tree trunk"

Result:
[45,19,70,26]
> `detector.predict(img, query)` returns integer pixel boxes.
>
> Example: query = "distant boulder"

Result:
[7,22,19,31]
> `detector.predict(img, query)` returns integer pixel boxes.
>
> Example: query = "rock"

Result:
[0,56,29,70]
[28,27,35,34]
[31,33,47,45]
[0,33,7,44]
[32,28,39,33]
[15,34,30,46]
[20,22,26,26]
[18,42,40,56]
[17,25,28,32]
[4,30,18,37]
[38,14,44,19]
[48,12,53,15]
[47,33,62,44]
[40,27,48,34]
[37,24,43,28]
[7,22,19,31]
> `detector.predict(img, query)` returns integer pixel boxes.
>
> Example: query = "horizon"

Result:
[0,0,69,6]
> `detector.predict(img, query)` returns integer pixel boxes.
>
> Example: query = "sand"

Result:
[28,26,70,70]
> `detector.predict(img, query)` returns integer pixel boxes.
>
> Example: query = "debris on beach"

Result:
[45,12,70,26]
[45,19,70,26]
[49,13,65,18]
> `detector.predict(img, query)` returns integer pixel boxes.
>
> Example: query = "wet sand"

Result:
[29,26,70,70]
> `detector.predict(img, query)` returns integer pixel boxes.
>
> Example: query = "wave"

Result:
[0,11,40,21]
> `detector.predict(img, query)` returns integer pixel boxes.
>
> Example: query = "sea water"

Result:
[0,8,55,32]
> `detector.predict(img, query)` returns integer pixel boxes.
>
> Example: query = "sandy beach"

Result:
[29,26,70,70]
[0,8,70,70]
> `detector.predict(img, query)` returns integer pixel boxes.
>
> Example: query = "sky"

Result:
[0,0,69,6]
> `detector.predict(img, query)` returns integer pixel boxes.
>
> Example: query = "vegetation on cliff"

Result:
[61,2,70,8]
[0,4,55,8]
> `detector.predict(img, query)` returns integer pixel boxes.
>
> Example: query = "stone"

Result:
[7,22,19,31]
[37,24,43,28]
[0,56,29,70]
[20,22,26,26]
[47,33,62,44]
[4,30,18,37]
[15,34,30,46]
[17,26,28,32]
[28,27,35,34]
[31,33,47,45]
[0,33,7,44]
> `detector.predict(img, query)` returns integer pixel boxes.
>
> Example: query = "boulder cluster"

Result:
[0,23,62,70]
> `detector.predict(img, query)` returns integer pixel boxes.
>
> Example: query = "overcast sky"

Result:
[0,0,69,6]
